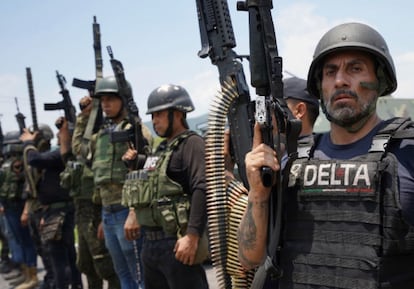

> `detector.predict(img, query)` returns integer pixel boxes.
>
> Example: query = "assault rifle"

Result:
[72,16,103,137]
[44,71,77,133]
[196,0,254,188]
[14,97,26,134]
[107,46,148,169]
[237,0,301,287]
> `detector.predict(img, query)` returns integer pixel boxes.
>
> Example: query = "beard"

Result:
[323,89,377,128]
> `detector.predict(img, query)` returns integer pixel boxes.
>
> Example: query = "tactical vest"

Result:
[92,121,129,186]
[60,160,94,199]
[0,159,25,200]
[279,117,414,289]
[122,131,195,234]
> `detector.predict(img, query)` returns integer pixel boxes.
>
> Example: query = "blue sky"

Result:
[1,0,413,138]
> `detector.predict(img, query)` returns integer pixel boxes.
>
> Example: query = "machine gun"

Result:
[196,0,254,188]
[14,97,26,134]
[237,0,301,287]
[107,46,148,169]
[44,71,77,133]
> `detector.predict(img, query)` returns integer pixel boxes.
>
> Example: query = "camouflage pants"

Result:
[75,199,120,289]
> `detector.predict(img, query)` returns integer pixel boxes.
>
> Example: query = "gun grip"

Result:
[261,166,274,187]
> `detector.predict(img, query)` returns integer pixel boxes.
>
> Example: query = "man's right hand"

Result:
[79,96,93,116]
[245,122,280,200]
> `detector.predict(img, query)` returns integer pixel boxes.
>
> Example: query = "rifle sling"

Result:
[81,98,100,158]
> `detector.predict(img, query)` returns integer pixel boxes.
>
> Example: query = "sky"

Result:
[1,0,414,140]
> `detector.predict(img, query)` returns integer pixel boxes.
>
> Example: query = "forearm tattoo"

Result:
[238,199,268,267]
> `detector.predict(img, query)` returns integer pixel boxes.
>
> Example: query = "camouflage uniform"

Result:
[66,113,121,289]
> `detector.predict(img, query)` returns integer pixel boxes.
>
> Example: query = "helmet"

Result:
[2,130,22,156]
[307,22,397,98]
[146,84,195,114]
[3,131,21,145]
[94,76,119,96]
[38,124,54,141]
[94,76,133,102]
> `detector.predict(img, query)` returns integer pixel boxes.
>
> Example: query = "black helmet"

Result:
[38,124,54,141]
[94,76,119,97]
[3,130,22,156]
[28,124,54,141]
[3,131,21,145]
[307,22,397,98]
[146,84,195,114]
[94,76,132,97]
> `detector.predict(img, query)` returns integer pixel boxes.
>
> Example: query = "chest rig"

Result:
[92,120,129,186]
[280,117,414,289]
[122,131,195,234]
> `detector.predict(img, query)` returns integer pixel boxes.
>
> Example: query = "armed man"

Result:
[0,130,38,289]
[122,84,209,289]
[60,112,121,289]
[75,75,152,289]
[20,123,83,289]
[238,22,414,288]
[282,76,319,140]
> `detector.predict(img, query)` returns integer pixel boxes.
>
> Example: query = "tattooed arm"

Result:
[237,123,280,270]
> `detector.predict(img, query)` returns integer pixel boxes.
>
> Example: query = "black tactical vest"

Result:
[279,117,414,289]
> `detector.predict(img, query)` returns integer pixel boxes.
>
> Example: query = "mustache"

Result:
[329,89,358,102]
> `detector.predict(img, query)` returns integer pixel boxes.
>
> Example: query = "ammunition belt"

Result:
[204,80,255,288]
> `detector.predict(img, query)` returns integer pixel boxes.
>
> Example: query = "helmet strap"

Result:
[161,109,175,138]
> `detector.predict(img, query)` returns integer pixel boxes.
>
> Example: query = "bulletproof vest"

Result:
[60,160,94,199]
[92,120,129,186]
[123,131,195,233]
[0,158,25,200]
[279,117,414,288]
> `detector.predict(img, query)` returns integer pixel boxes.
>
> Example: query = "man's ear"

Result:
[295,102,307,119]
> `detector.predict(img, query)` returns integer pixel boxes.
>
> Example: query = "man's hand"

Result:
[20,211,29,227]
[245,123,279,199]
[122,148,137,162]
[97,221,105,240]
[174,233,199,266]
[79,96,93,116]
[57,117,71,155]
[124,208,141,241]
[19,128,38,142]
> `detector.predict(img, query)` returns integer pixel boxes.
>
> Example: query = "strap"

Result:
[370,117,413,153]
[22,144,39,198]
[81,98,100,160]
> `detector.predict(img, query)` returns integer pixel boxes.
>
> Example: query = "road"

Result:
[0,260,219,289]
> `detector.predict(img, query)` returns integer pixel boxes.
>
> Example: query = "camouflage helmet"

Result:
[307,22,397,98]
[146,84,195,114]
